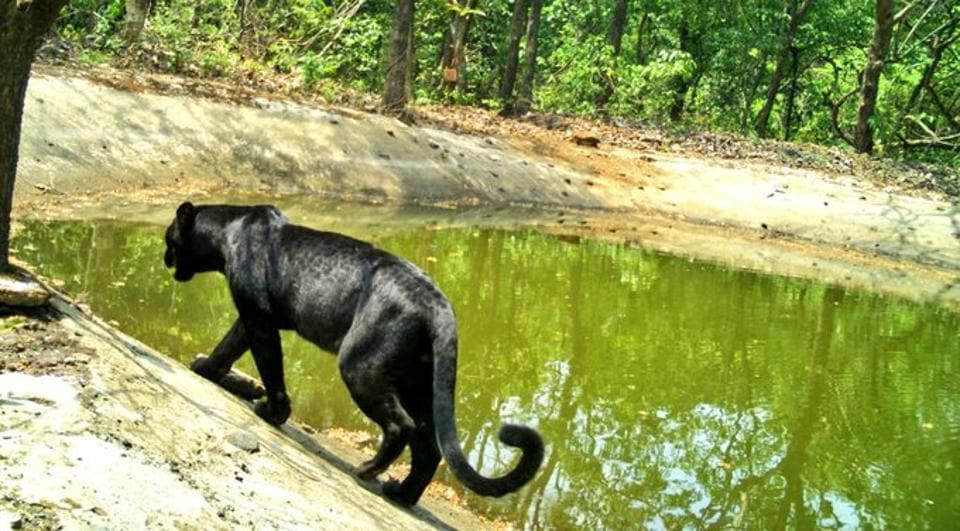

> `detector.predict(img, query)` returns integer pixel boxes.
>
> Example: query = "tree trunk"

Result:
[514,0,544,116]
[740,51,769,130]
[853,0,894,154]
[123,0,151,46]
[608,0,629,55]
[597,0,630,111]
[669,21,695,122]
[499,0,528,115]
[781,46,800,140]
[0,0,69,270]
[235,0,257,46]
[439,0,477,94]
[754,0,813,138]
[634,11,649,65]
[382,0,416,114]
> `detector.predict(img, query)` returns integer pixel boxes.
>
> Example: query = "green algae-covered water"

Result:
[13,217,960,529]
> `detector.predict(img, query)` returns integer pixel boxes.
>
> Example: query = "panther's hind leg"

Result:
[338,336,415,481]
[383,418,441,506]
[351,391,415,481]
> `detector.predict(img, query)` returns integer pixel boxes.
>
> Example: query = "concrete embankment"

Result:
[1,290,490,529]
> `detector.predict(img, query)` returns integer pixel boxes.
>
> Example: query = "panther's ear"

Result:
[176,201,196,230]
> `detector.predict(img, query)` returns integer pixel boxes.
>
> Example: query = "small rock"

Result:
[226,431,260,453]
[0,271,50,307]
[0,511,21,529]
[572,132,600,148]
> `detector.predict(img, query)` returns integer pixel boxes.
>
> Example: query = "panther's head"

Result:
[164,201,200,282]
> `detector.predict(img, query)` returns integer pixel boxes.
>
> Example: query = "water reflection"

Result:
[12,219,960,529]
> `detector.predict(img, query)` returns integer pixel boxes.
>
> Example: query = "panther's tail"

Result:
[428,302,544,497]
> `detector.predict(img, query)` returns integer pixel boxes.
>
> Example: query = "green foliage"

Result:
[57,0,125,51]
[538,28,613,114]
[304,14,386,90]
[610,49,696,121]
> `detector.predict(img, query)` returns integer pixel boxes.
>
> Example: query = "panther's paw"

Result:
[219,372,266,401]
[353,461,381,481]
[254,396,291,426]
[382,480,418,507]
[190,354,228,381]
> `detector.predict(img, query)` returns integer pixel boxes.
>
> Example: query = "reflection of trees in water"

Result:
[520,244,588,526]
[719,286,847,529]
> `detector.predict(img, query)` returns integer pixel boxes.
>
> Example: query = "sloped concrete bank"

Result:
[16,74,625,210]
[1,289,491,529]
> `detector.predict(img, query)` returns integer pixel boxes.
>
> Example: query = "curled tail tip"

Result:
[498,423,545,486]
[499,424,545,454]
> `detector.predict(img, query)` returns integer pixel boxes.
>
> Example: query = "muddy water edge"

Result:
[11,198,960,529]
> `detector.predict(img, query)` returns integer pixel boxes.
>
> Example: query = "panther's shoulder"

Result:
[243,204,289,226]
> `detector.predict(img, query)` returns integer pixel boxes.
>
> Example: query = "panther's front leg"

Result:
[243,318,292,426]
[191,319,265,400]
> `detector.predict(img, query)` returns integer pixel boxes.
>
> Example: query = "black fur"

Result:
[164,202,544,506]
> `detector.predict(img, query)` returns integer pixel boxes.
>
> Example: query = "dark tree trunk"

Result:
[123,0,151,46]
[781,46,800,140]
[597,0,630,111]
[853,0,894,154]
[669,21,695,122]
[0,0,69,270]
[499,0,528,115]
[514,0,545,116]
[235,0,255,45]
[635,11,649,65]
[754,0,813,138]
[439,0,477,94]
[608,0,629,55]
[740,51,769,130]
[382,0,416,114]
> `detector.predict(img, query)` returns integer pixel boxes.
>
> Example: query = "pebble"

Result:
[0,273,50,307]
[226,431,260,454]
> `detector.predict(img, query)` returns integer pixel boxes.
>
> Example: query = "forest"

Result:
[46,0,960,167]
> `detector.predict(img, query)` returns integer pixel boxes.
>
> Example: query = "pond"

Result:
[12,211,960,529]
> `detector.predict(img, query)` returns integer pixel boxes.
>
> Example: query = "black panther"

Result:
[163,202,543,506]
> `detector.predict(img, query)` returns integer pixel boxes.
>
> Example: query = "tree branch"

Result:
[297,0,366,55]
[830,86,857,147]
